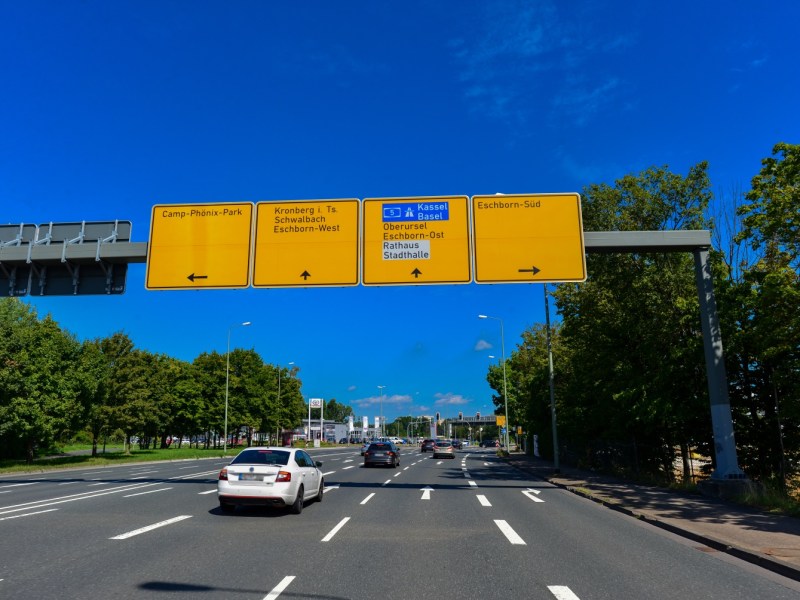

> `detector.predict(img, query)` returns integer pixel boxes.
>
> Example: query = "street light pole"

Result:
[478,314,511,452]
[377,385,386,438]
[544,284,560,471]
[224,321,251,454]
[276,361,294,446]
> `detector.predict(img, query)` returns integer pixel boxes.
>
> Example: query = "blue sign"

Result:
[382,201,449,222]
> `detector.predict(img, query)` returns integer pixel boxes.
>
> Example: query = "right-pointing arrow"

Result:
[518,266,541,277]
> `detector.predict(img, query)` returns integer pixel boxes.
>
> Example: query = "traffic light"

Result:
[476,411,480,419]
[458,411,463,421]
[435,411,440,423]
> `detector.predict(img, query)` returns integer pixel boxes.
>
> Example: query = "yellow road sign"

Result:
[496,415,506,427]
[253,199,360,287]
[362,196,471,285]
[472,193,586,283]
[145,202,253,290]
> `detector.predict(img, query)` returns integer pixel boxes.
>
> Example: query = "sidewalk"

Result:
[503,452,800,582]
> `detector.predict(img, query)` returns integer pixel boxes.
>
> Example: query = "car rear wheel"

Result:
[290,485,304,514]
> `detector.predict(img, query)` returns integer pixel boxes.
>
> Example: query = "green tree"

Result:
[726,142,800,488]
[536,163,714,480]
[0,299,86,462]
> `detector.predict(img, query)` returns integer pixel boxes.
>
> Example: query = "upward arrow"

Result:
[420,486,434,500]
[411,268,422,278]
[300,270,311,280]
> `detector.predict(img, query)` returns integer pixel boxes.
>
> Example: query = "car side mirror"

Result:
[315,461,322,468]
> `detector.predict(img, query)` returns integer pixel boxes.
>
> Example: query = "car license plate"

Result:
[374,452,384,456]
[240,473,259,481]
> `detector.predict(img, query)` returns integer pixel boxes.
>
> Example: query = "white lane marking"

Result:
[343,459,353,463]
[323,484,339,493]
[342,465,355,470]
[522,489,545,503]
[420,487,433,500]
[463,472,471,478]
[360,493,375,505]
[0,508,58,521]
[178,465,196,470]
[130,470,158,475]
[322,471,336,476]
[321,517,350,542]
[0,482,37,490]
[484,462,491,466]
[494,520,526,545]
[393,472,401,478]
[110,515,192,540]
[0,482,163,516]
[436,461,443,465]
[78,471,105,476]
[381,480,391,486]
[123,487,173,498]
[57,481,79,486]
[198,489,217,495]
[548,585,581,600]
[477,495,491,507]
[263,575,296,600]
[468,481,477,487]
[403,466,410,471]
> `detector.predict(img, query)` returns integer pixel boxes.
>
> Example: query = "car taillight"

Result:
[388,452,395,457]
[218,468,228,481]
[276,471,291,482]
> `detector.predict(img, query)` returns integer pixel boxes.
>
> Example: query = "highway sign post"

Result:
[253,199,359,287]
[146,202,254,290]
[362,196,471,285]
[472,193,586,283]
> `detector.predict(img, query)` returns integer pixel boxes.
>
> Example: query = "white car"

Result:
[217,447,324,514]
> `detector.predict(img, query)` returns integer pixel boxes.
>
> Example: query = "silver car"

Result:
[432,440,455,459]
[217,447,324,514]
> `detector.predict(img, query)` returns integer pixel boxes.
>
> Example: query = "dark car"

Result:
[420,439,436,452]
[363,442,400,468]
[451,439,463,449]
[480,439,499,448]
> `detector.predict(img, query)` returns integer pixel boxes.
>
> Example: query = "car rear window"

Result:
[231,449,290,466]
[435,441,452,447]
[368,443,392,450]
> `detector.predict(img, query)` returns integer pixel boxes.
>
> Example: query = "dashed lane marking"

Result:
[321,517,350,542]
[263,575,295,600]
[110,515,192,540]
[494,519,526,545]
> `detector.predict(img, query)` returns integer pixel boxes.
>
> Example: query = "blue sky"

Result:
[2,1,798,425]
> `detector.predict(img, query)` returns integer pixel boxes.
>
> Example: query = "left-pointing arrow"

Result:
[187,273,209,282]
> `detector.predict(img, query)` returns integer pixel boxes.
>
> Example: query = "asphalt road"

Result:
[1,447,798,599]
